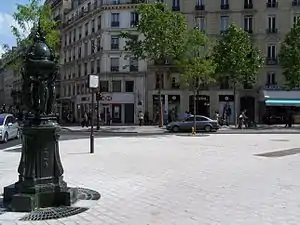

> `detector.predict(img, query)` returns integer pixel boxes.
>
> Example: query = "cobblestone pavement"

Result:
[1,134,300,224]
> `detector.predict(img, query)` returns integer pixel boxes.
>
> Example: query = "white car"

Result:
[0,114,20,143]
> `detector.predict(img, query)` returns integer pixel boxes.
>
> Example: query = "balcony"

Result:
[172,6,180,11]
[266,2,278,8]
[130,20,139,27]
[266,28,277,33]
[244,29,253,33]
[264,83,279,89]
[221,4,229,9]
[111,66,119,72]
[292,0,300,6]
[129,65,138,72]
[265,57,278,65]
[244,3,253,9]
[111,44,119,50]
[102,0,146,5]
[195,4,205,10]
[111,21,120,27]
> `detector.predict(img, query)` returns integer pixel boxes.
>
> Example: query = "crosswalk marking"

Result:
[2,144,22,151]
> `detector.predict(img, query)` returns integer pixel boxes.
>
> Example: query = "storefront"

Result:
[189,95,210,117]
[152,94,181,122]
[219,95,234,124]
[260,90,300,124]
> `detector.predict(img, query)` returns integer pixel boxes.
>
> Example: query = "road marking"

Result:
[2,144,22,151]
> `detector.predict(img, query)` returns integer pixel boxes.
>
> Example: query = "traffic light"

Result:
[96,92,102,101]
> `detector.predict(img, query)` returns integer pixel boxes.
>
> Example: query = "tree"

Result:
[177,28,216,132]
[212,24,264,125]
[279,18,300,88]
[121,2,187,127]
[2,0,60,74]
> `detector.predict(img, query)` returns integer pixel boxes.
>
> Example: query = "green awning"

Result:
[265,99,300,106]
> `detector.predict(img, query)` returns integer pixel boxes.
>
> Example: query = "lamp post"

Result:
[96,91,101,130]
[3,23,78,212]
[88,74,99,153]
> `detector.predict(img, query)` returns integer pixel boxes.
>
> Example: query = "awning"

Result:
[265,99,300,106]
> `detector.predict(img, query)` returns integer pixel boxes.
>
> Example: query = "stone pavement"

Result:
[1,134,300,224]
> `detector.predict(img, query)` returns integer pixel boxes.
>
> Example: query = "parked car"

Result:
[0,114,20,143]
[166,115,219,133]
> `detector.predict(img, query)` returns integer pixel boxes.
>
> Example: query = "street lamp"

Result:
[88,74,99,154]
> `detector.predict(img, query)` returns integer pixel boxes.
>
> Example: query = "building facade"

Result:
[146,0,300,123]
[60,0,146,124]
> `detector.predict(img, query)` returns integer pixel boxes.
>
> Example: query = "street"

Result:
[1,133,300,224]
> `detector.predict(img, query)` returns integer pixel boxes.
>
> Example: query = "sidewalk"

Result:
[61,125,167,134]
[61,124,300,134]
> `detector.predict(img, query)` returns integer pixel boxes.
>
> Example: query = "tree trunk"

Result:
[158,72,164,128]
[233,84,237,126]
[193,89,197,132]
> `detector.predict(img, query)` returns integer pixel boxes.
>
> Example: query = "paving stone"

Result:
[0,134,300,224]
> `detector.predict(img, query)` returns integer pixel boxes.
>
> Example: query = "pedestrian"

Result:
[138,111,144,126]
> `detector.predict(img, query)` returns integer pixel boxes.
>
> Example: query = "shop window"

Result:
[125,81,134,92]
[112,80,122,92]
[100,81,109,92]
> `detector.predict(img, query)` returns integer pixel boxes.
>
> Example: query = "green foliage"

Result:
[1,0,60,73]
[178,28,216,91]
[212,24,264,87]
[279,17,300,88]
[120,2,187,62]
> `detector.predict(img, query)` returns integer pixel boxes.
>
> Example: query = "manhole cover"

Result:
[77,188,101,201]
[20,206,88,221]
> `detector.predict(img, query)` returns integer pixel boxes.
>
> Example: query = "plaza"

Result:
[0,134,300,224]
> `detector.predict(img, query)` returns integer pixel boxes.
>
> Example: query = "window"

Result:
[172,0,180,10]
[87,2,91,11]
[73,29,76,42]
[78,26,82,39]
[97,59,100,73]
[91,19,95,32]
[220,16,229,31]
[100,81,109,92]
[111,13,120,27]
[69,32,71,44]
[244,16,253,32]
[129,57,138,71]
[267,44,276,59]
[110,58,119,72]
[196,116,208,121]
[85,22,89,36]
[196,0,203,5]
[268,15,276,30]
[111,36,119,50]
[266,0,277,7]
[91,39,95,53]
[112,80,122,92]
[84,62,88,75]
[84,42,88,56]
[294,15,300,25]
[78,46,81,58]
[125,81,134,92]
[196,16,205,31]
[130,12,139,27]
[155,73,164,89]
[97,16,101,30]
[266,72,276,84]
[78,64,81,77]
[97,37,101,51]
[91,61,94,74]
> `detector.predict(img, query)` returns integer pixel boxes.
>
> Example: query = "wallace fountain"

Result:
[2,24,100,218]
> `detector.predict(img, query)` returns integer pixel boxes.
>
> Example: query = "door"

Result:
[124,104,134,124]
[112,104,122,123]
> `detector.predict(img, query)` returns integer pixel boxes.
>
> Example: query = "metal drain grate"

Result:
[20,206,88,221]
[77,188,101,201]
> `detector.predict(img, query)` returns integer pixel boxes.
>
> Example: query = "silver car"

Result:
[166,115,219,133]
[0,114,20,143]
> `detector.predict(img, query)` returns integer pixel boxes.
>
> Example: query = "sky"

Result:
[0,0,31,56]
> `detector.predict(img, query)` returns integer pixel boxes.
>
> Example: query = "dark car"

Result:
[166,115,219,133]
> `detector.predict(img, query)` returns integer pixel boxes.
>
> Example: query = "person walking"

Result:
[138,111,144,126]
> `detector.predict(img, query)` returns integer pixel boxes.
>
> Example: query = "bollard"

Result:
[191,127,196,136]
